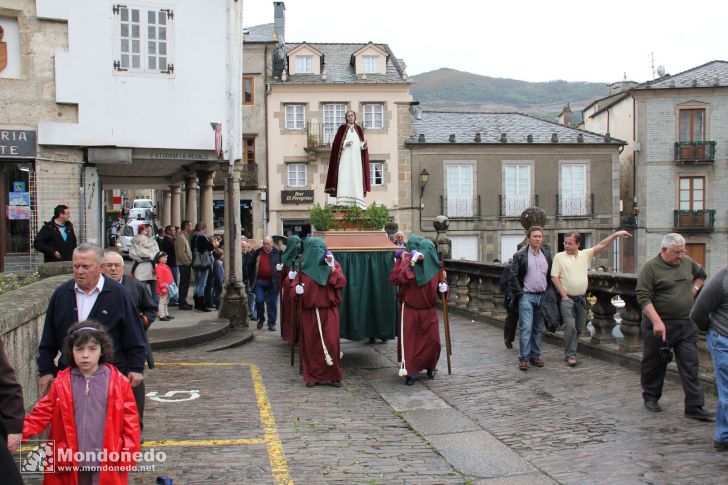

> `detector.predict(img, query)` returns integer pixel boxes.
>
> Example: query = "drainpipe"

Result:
[264,44,270,237]
[79,165,86,243]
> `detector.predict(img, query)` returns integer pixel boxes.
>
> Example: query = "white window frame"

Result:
[287,163,307,187]
[285,105,306,130]
[362,104,384,129]
[450,235,479,261]
[296,55,313,74]
[323,104,346,143]
[362,55,379,73]
[113,5,174,75]
[502,162,532,217]
[559,162,589,216]
[445,161,476,218]
[370,162,384,186]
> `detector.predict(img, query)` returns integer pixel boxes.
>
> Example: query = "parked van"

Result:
[128,199,155,220]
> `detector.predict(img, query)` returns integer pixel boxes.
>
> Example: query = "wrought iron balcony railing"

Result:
[440,195,481,218]
[306,123,338,149]
[498,194,539,218]
[674,141,716,162]
[673,209,716,232]
[556,193,594,217]
[240,163,258,188]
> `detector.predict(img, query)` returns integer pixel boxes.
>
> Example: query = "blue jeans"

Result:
[170,266,179,304]
[246,283,256,317]
[254,280,279,327]
[518,292,545,360]
[194,269,209,297]
[708,328,728,443]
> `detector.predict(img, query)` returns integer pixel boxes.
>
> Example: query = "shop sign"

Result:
[281,190,314,204]
[0,129,37,158]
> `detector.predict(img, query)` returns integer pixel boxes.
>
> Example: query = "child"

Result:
[23,321,141,485]
[212,248,224,310]
[155,251,175,321]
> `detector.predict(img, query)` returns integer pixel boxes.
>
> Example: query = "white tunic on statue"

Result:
[335,125,365,208]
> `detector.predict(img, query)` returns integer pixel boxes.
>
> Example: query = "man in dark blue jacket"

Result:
[37,243,147,397]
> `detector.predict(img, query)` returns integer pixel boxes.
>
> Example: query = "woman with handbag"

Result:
[191,222,214,312]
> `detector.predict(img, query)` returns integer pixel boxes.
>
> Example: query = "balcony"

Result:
[498,194,539,218]
[240,163,258,188]
[673,209,716,233]
[556,194,594,217]
[674,141,716,163]
[306,123,337,149]
[440,195,480,218]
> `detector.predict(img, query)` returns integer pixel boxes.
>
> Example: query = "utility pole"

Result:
[220,0,246,327]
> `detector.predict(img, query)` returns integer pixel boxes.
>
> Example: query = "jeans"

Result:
[560,297,587,359]
[255,280,279,327]
[708,328,728,443]
[146,280,159,305]
[247,285,256,317]
[518,292,545,360]
[194,269,209,297]
[170,266,179,304]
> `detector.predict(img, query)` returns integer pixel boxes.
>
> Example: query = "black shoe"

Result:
[159,316,172,321]
[426,369,436,379]
[167,315,175,319]
[504,340,513,349]
[714,441,728,451]
[644,400,662,412]
[405,376,416,386]
[685,406,715,421]
[330,381,342,388]
[257,321,264,330]
[268,326,276,332]
[180,303,193,311]
[368,338,376,344]
[305,382,316,388]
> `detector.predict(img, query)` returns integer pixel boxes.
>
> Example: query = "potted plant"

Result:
[309,203,337,231]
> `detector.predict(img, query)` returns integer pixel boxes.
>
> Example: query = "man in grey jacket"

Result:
[691,265,728,451]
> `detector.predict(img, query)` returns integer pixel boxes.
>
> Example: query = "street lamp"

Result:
[419,168,430,198]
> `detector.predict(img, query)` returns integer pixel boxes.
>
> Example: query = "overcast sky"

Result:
[243,0,727,84]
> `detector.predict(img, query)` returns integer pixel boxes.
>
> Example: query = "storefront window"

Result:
[2,164,31,253]
[212,199,253,239]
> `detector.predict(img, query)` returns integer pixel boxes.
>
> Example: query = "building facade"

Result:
[406,111,624,267]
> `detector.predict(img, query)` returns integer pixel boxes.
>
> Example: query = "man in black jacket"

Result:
[247,236,282,330]
[37,243,147,397]
[33,204,77,262]
[508,226,552,371]
[160,225,179,305]
[0,340,24,484]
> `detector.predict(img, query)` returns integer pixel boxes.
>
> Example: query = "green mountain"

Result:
[410,68,608,120]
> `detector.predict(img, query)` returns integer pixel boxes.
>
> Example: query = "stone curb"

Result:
[148,319,230,351]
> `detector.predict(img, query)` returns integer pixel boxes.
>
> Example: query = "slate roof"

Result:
[243,23,276,43]
[271,43,410,84]
[634,60,728,90]
[408,111,622,145]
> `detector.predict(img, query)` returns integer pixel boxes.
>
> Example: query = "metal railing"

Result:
[556,193,594,217]
[673,209,716,232]
[440,195,480,218]
[674,141,716,162]
[240,163,258,188]
[306,123,338,148]
[498,194,539,218]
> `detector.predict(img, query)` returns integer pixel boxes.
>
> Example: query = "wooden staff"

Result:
[290,259,298,366]
[297,256,304,375]
[439,253,452,375]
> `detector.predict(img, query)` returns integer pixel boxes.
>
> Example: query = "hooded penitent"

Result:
[280,235,302,268]
[406,234,440,286]
[302,237,330,286]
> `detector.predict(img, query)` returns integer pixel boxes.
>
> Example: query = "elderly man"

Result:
[38,243,147,397]
[691,261,728,450]
[636,233,713,420]
[248,236,282,330]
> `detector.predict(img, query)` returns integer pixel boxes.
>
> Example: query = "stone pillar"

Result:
[198,170,215,233]
[618,294,642,352]
[170,185,182,228]
[162,190,172,227]
[185,175,199,224]
[466,276,480,312]
[220,168,247,328]
[590,289,617,344]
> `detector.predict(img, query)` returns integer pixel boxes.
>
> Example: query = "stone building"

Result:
[406,111,624,267]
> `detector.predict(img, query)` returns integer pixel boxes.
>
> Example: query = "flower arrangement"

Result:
[309,202,391,231]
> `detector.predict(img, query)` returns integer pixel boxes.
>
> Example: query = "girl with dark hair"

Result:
[154,251,175,321]
[23,321,140,485]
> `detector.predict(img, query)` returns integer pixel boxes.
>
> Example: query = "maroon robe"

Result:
[279,264,295,342]
[324,123,371,197]
[298,262,347,383]
[390,261,441,376]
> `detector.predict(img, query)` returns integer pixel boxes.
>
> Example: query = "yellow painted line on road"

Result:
[143,438,265,447]
[154,362,252,366]
[251,364,294,485]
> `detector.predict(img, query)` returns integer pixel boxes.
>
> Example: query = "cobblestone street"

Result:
[23,312,723,485]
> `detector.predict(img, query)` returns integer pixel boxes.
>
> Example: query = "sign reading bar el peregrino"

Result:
[281,190,314,204]
[0,129,37,158]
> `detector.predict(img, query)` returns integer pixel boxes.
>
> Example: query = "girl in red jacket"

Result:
[154,251,175,321]
[23,321,141,485]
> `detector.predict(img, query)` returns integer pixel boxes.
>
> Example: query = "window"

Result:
[503,164,531,217]
[679,176,704,210]
[296,55,313,74]
[679,109,705,142]
[285,105,305,130]
[450,235,479,261]
[446,164,474,217]
[362,104,384,129]
[244,138,255,164]
[323,104,346,143]
[362,55,379,73]
[560,163,588,216]
[287,163,307,187]
[370,162,384,186]
[114,5,174,73]
[243,77,254,105]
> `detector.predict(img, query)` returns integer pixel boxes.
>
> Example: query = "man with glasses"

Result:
[636,233,713,421]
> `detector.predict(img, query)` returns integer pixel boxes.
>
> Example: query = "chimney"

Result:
[558,103,572,126]
[274,2,286,45]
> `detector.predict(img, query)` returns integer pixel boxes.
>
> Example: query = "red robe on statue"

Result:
[324,123,371,197]
[293,262,347,383]
[390,260,441,376]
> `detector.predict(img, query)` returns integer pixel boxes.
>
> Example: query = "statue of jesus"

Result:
[324,110,370,208]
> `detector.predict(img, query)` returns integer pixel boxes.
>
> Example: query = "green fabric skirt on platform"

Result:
[336,251,397,341]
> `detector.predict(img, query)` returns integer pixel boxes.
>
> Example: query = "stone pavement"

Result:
[20,310,724,484]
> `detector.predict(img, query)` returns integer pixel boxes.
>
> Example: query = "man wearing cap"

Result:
[291,238,347,387]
